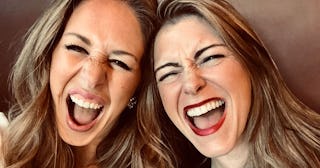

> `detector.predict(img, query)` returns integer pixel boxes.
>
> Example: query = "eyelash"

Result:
[65,44,132,71]
[159,71,179,82]
[65,44,89,55]
[200,54,224,64]
[108,59,132,71]
[158,54,225,82]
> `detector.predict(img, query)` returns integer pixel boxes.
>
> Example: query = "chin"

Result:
[192,136,237,158]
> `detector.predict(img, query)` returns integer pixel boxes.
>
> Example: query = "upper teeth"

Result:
[187,100,225,117]
[70,95,103,109]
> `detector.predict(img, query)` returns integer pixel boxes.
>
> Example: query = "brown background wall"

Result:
[228,0,320,113]
[0,0,50,112]
[0,0,319,112]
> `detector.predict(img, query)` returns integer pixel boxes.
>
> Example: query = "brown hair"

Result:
[145,0,320,167]
[2,0,174,167]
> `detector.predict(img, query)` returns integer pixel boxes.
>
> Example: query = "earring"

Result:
[127,97,137,109]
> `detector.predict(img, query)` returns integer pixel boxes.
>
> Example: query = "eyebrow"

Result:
[194,43,225,60]
[154,62,181,74]
[154,43,225,74]
[64,32,137,61]
[64,32,91,46]
[111,50,137,61]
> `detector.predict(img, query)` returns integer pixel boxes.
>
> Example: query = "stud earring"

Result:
[127,97,137,109]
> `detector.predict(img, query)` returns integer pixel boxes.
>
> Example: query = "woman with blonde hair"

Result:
[143,0,320,167]
[1,0,175,167]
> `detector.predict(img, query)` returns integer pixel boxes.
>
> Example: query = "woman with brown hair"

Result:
[1,0,175,167]
[143,0,320,167]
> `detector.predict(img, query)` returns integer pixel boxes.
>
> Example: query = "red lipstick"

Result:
[188,112,226,136]
[184,97,226,136]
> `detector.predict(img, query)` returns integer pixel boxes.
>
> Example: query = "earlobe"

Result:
[127,97,137,109]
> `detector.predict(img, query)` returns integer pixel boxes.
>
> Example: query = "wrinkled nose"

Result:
[182,68,205,95]
[80,57,106,89]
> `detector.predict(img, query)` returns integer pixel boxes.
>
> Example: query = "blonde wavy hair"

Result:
[144,0,320,167]
[1,0,175,167]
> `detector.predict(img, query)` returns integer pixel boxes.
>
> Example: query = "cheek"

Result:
[216,60,252,104]
[112,73,140,98]
[227,65,252,134]
[49,49,74,99]
[50,55,62,95]
[158,85,176,116]
[237,81,251,132]
[49,57,64,112]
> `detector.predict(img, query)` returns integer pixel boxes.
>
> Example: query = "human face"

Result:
[154,16,252,157]
[50,0,144,147]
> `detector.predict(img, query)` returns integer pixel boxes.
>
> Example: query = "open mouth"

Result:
[185,99,226,136]
[67,95,104,126]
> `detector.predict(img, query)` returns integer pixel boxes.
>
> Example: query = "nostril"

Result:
[183,71,206,95]
[183,80,205,95]
[196,85,204,92]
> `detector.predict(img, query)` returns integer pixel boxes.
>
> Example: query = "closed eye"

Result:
[65,44,89,55]
[200,54,224,64]
[158,71,180,82]
[109,59,131,71]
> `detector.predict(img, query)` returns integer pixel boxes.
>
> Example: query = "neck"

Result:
[73,144,98,168]
[211,139,249,168]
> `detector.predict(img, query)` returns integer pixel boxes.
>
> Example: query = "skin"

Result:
[50,0,144,165]
[154,16,251,167]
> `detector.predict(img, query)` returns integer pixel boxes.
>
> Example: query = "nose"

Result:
[182,68,206,95]
[80,57,106,89]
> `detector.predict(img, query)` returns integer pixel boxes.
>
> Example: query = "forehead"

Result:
[154,15,223,60]
[70,0,137,24]
[64,0,144,57]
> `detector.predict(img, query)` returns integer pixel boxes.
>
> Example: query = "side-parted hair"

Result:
[2,0,175,167]
[146,0,320,167]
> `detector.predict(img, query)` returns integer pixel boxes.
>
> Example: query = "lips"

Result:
[184,98,226,136]
[66,92,104,132]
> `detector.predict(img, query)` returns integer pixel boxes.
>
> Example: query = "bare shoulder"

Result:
[0,112,7,166]
[0,112,8,150]
[0,112,8,131]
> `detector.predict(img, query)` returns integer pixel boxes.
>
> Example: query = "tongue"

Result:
[73,105,99,125]
[193,110,223,129]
